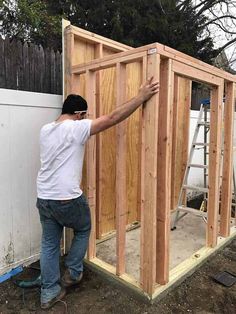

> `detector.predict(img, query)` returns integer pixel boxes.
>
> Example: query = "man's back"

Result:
[37,119,91,200]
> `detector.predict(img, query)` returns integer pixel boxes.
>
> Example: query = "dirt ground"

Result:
[0,238,235,314]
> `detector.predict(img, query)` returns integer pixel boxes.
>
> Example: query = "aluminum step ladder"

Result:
[171,103,211,230]
[171,103,236,230]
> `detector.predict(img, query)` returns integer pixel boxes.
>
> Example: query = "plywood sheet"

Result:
[63,21,144,238]
[171,77,192,210]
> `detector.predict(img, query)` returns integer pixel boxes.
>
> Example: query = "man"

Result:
[36,77,159,309]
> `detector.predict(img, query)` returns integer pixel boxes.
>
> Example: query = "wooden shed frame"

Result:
[63,20,236,301]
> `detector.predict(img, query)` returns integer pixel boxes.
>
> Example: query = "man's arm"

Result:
[90,77,159,136]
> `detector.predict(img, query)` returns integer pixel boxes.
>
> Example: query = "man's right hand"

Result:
[90,76,160,136]
[138,77,160,103]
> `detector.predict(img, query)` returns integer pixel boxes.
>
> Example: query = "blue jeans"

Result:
[36,194,91,303]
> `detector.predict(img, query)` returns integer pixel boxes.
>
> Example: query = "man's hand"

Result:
[90,77,160,135]
[138,77,160,103]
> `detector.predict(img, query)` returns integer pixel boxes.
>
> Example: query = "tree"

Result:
[0,0,62,49]
[1,0,235,69]
[177,0,236,69]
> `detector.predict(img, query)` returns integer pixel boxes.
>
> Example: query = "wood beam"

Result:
[72,44,158,74]
[220,82,235,237]
[64,28,74,97]
[140,55,147,286]
[62,19,71,99]
[156,58,173,284]
[63,26,75,253]
[73,51,147,75]
[140,51,160,295]
[95,44,103,239]
[69,25,132,52]
[157,43,236,83]
[116,63,127,275]
[207,81,224,247]
[86,70,97,259]
[172,60,222,86]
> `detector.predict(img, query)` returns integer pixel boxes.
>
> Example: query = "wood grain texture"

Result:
[99,66,117,235]
[171,76,192,210]
[116,63,127,275]
[140,51,160,295]
[207,82,224,247]
[220,82,235,237]
[126,62,142,224]
[156,58,173,284]
[86,70,97,259]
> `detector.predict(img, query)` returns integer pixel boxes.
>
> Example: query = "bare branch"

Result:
[196,0,224,16]
[203,15,236,28]
[217,37,236,54]
[209,22,236,35]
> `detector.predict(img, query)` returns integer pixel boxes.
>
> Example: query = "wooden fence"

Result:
[0,37,62,94]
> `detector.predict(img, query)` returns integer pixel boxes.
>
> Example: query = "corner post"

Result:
[140,47,160,295]
[220,82,235,236]
[156,58,173,284]
[207,81,224,247]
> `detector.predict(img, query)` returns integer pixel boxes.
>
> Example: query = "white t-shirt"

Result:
[37,119,92,200]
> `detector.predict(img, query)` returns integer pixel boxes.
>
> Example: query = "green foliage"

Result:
[0,0,219,63]
[0,0,62,48]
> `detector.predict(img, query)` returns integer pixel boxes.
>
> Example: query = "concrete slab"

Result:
[97,213,206,281]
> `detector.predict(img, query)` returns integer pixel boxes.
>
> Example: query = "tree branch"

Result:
[196,0,228,16]
[209,21,236,35]
[217,37,236,54]
[203,15,236,28]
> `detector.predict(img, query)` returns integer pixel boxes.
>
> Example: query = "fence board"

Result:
[16,40,24,90]
[0,36,5,87]
[0,37,62,94]
[56,51,62,94]
[23,42,30,91]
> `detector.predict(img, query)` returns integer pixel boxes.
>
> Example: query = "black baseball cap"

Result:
[62,94,88,114]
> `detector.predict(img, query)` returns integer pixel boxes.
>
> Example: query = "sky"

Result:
[194,0,236,69]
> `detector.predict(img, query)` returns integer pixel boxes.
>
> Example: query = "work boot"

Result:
[41,287,66,310]
[61,269,83,288]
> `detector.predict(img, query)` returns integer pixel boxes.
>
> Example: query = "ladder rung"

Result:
[183,185,208,193]
[177,206,208,218]
[205,174,224,177]
[188,164,208,169]
[193,142,209,147]
[205,198,236,207]
[198,122,210,126]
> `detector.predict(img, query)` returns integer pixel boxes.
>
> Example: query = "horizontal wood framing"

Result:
[68,25,132,52]
[172,60,223,86]
[64,21,236,301]
[72,43,236,84]
[72,49,154,74]
[84,227,236,301]
[156,43,236,83]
